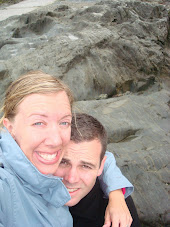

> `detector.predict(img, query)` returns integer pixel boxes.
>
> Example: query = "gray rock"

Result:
[0,0,170,226]
[0,62,11,99]
[73,88,170,226]
[0,0,169,101]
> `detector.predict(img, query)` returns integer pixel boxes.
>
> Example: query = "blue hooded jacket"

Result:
[0,129,133,226]
[0,130,73,227]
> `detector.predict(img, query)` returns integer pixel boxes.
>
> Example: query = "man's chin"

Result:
[66,199,80,207]
[66,201,76,207]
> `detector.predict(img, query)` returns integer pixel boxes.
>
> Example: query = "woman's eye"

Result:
[60,122,70,127]
[61,122,68,125]
[34,122,43,126]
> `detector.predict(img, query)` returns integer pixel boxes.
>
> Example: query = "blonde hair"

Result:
[0,71,74,128]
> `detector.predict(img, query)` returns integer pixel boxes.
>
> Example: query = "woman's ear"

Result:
[3,118,15,139]
[97,155,107,177]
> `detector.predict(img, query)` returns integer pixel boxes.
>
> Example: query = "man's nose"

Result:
[44,125,62,147]
[65,167,79,184]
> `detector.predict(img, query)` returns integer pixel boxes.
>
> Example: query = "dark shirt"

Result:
[69,178,141,227]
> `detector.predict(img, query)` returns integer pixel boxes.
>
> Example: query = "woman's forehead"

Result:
[16,92,72,118]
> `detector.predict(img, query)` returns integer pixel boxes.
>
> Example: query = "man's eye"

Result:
[60,160,69,166]
[82,165,91,169]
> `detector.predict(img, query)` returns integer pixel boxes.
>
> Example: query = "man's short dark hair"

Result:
[71,113,107,162]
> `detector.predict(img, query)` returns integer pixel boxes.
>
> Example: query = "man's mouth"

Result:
[37,152,58,161]
[67,188,79,193]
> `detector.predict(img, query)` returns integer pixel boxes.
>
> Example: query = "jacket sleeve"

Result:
[0,183,5,227]
[98,151,134,199]
[0,213,5,227]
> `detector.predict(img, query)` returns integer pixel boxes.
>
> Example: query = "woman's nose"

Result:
[44,125,62,147]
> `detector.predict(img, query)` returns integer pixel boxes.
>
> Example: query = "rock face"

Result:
[0,0,170,226]
[73,88,170,226]
[0,0,169,100]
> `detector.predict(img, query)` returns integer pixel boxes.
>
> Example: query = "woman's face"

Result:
[4,91,72,175]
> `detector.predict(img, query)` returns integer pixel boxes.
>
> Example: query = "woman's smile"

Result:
[35,150,61,164]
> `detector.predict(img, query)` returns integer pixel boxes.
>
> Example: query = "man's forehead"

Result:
[64,140,102,164]
[65,140,101,154]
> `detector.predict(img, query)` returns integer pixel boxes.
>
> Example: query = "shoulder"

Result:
[0,166,12,196]
[0,165,17,202]
[0,169,14,226]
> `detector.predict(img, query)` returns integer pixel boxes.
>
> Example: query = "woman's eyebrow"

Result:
[28,113,72,118]
[28,113,48,118]
[60,114,72,120]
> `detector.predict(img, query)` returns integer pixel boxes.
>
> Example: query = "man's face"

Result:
[55,140,106,206]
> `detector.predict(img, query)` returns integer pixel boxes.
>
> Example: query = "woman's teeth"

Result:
[38,152,57,161]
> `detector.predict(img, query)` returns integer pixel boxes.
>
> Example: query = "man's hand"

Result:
[103,189,132,227]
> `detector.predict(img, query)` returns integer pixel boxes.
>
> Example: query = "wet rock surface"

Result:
[74,88,170,226]
[0,0,170,226]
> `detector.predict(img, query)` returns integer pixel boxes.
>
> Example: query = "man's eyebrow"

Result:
[60,159,96,168]
[80,161,96,169]
[61,158,70,163]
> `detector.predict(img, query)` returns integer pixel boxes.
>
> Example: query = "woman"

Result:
[0,71,133,226]
[0,71,74,226]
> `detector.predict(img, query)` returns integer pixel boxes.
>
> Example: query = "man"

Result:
[55,113,141,227]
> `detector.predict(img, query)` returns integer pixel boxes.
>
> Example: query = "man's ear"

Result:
[3,118,15,139]
[97,155,107,177]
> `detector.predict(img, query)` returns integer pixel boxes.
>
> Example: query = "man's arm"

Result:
[103,189,132,227]
[98,151,134,198]
[98,151,134,227]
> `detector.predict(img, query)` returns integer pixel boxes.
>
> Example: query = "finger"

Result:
[119,213,132,227]
[103,216,111,227]
[110,217,119,227]
[128,215,133,227]
[118,216,126,227]
[126,209,132,227]
[102,224,110,227]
